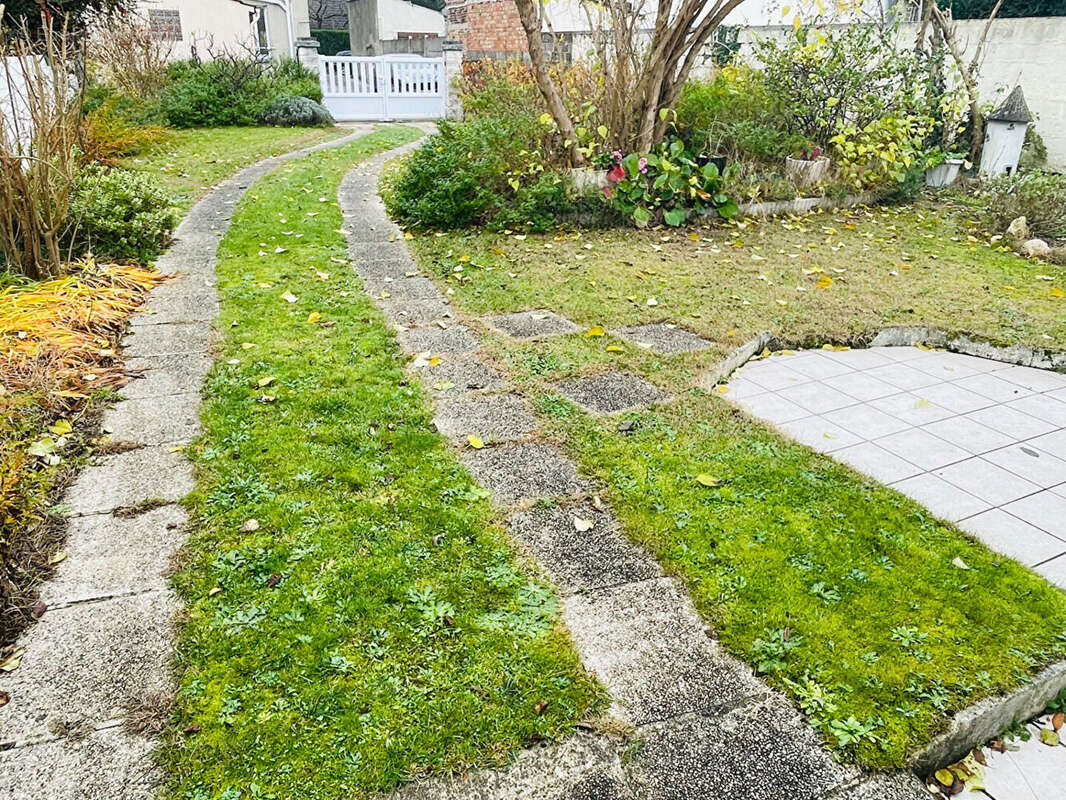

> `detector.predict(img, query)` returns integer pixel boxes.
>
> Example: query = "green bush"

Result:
[160,57,323,128]
[258,96,334,127]
[312,29,350,56]
[985,171,1066,241]
[66,165,175,262]
[385,116,574,231]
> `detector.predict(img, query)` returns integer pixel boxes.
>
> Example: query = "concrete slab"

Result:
[414,355,504,394]
[120,322,212,359]
[433,394,537,441]
[120,354,213,400]
[845,773,932,800]
[616,324,713,355]
[507,503,660,594]
[556,372,670,414]
[38,506,187,607]
[130,283,218,326]
[959,509,1066,568]
[100,393,202,446]
[563,578,765,726]
[363,275,444,301]
[0,591,177,742]
[460,442,587,505]
[485,310,579,340]
[623,702,851,800]
[398,325,479,355]
[980,722,1066,800]
[379,297,455,327]
[62,447,195,516]
[0,726,159,800]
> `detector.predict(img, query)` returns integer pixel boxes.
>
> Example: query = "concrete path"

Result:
[338,154,927,800]
[0,126,369,800]
[976,714,1065,800]
[723,346,1066,589]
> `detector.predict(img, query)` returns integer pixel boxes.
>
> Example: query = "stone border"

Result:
[737,193,876,219]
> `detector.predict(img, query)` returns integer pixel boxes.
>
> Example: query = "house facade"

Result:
[347,0,447,55]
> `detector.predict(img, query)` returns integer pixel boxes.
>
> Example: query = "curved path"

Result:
[337,153,928,800]
[0,126,369,800]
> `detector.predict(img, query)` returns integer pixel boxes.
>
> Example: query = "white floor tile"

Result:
[776,416,864,453]
[871,392,955,426]
[984,444,1066,489]
[834,442,923,484]
[822,371,900,402]
[955,372,1034,403]
[736,392,810,425]
[1003,492,1066,540]
[960,509,1066,567]
[1006,394,1066,428]
[865,363,943,391]
[922,416,1015,455]
[876,427,972,471]
[776,381,859,414]
[936,458,1042,507]
[967,406,1057,441]
[830,403,912,439]
[890,474,990,522]
[996,364,1066,393]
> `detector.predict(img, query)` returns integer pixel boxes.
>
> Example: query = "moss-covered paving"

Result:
[407,203,1066,769]
[166,127,603,799]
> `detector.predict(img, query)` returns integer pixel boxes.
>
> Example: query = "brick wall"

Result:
[445,0,528,57]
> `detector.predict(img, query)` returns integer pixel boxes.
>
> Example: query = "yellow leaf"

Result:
[281,291,298,303]
[0,648,24,672]
[586,325,605,337]
[1051,287,1065,298]
[467,435,485,449]
[715,385,730,395]
[403,231,414,240]
[241,342,255,350]
[793,13,802,30]
[934,769,954,788]
[49,419,72,436]
[815,275,832,289]
[726,328,738,337]
[49,549,66,565]
[257,376,276,388]
[696,473,723,488]
[605,344,624,353]
[428,356,441,367]
[307,312,321,323]
[1039,728,1060,746]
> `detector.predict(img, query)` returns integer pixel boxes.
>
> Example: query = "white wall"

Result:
[140,0,258,60]
[377,0,446,40]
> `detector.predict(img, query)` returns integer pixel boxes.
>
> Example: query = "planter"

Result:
[924,158,963,188]
[569,167,609,195]
[697,154,728,174]
[785,156,830,188]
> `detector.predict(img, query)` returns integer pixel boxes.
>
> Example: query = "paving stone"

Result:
[119,354,213,401]
[866,362,944,391]
[733,359,807,391]
[935,458,1041,506]
[120,322,212,359]
[623,701,851,800]
[414,355,504,394]
[485,310,579,339]
[1006,393,1066,427]
[1003,491,1066,539]
[347,240,415,273]
[776,416,863,453]
[959,509,1066,567]
[100,393,201,446]
[63,447,194,516]
[817,347,895,370]
[507,503,660,594]
[563,577,764,726]
[955,372,1034,403]
[875,427,971,471]
[979,723,1066,800]
[733,392,809,425]
[460,442,587,504]
[38,506,187,607]
[398,325,479,355]
[1035,554,1066,589]
[777,381,859,414]
[363,275,444,301]
[433,394,537,441]
[129,283,218,326]
[393,731,626,800]
[0,591,177,742]
[967,406,1057,440]
[829,403,911,439]
[833,442,922,484]
[0,726,159,800]
[556,372,669,414]
[379,297,455,326]
[774,352,852,381]
[617,323,713,355]
[983,443,1066,488]
[889,474,990,522]
[869,392,954,426]
[844,773,932,800]
[822,370,899,402]
[921,416,1015,455]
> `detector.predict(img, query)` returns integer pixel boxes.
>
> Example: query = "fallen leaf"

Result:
[241,519,260,532]
[696,473,723,488]
[534,700,549,715]
[715,385,730,394]
[0,648,24,672]
[646,297,658,306]
[208,587,222,597]
[281,291,298,303]
[573,517,594,532]
[585,325,605,337]
[952,556,970,570]
[1039,728,1060,746]
[256,376,276,388]
[49,419,72,436]
[467,435,485,449]
[605,344,624,353]
[934,769,954,789]
[49,550,66,565]
[1051,288,1065,298]
[1053,711,1063,731]
[307,312,321,323]
[0,690,9,707]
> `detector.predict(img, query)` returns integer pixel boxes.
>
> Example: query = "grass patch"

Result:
[167,126,602,799]
[122,126,347,211]
[407,198,1066,767]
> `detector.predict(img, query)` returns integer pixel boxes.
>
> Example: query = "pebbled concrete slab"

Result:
[485,310,579,340]
[556,372,670,414]
[129,283,218,326]
[120,353,213,401]
[120,321,213,359]
[0,726,159,800]
[460,442,588,505]
[414,355,505,394]
[507,502,660,594]
[0,591,177,743]
[434,394,537,441]
[843,773,931,800]
[617,324,714,355]
[363,275,443,301]
[100,393,201,446]
[562,577,765,726]
[379,297,454,327]
[63,446,194,517]
[37,506,187,607]
[398,325,480,355]
[624,702,852,800]
[347,241,416,275]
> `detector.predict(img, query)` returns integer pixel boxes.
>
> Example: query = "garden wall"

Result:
[724,17,1066,170]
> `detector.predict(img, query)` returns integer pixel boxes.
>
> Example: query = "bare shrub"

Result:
[89,16,172,99]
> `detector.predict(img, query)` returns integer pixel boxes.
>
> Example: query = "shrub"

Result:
[258,96,334,127]
[829,115,933,193]
[65,166,175,262]
[82,97,169,163]
[984,171,1066,242]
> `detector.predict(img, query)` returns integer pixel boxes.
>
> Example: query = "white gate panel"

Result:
[320,55,446,121]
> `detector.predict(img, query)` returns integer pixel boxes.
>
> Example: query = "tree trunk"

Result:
[513,0,586,166]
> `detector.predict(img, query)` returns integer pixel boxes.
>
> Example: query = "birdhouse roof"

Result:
[988,86,1033,124]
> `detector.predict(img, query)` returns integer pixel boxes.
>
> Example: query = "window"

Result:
[147,9,182,41]
[255,9,270,55]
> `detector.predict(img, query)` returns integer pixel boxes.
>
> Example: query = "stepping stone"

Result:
[618,323,714,355]
[120,354,213,401]
[485,310,579,340]
[38,506,187,607]
[623,699,853,800]
[120,322,212,359]
[507,502,660,594]
[460,442,587,504]
[413,355,504,394]
[433,394,536,441]
[0,591,177,742]
[363,275,442,301]
[63,447,195,517]
[101,393,201,447]
[556,372,669,414]
[379,298,454,327]
[0,727,160,800]
[562,577,765,727]
[398,325,479,355]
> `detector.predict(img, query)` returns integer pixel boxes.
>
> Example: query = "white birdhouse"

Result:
[980,86,1032,177]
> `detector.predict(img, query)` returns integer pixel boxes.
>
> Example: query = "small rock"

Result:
[1021,238,1050,258]
[1007,215,1029,242]
[241,518,260,532]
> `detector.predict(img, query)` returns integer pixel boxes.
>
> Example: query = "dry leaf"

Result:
[256,376,276,388]
[696,473,723,488]
[0,648,25,672]
[241,519,260,532]
[573,517,594,532]
[467,435,485,449]
[952,556,970,570]
[1039,728,1060,746]
[585,325,605,337]
[281,292,298,303]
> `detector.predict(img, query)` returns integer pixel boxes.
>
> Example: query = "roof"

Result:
[988,86,1033,124]
[410,0,445,11]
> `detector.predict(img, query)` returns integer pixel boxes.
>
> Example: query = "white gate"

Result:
[319,55,446,121]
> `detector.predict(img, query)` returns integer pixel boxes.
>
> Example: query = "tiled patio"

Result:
[724,346,1066,588]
